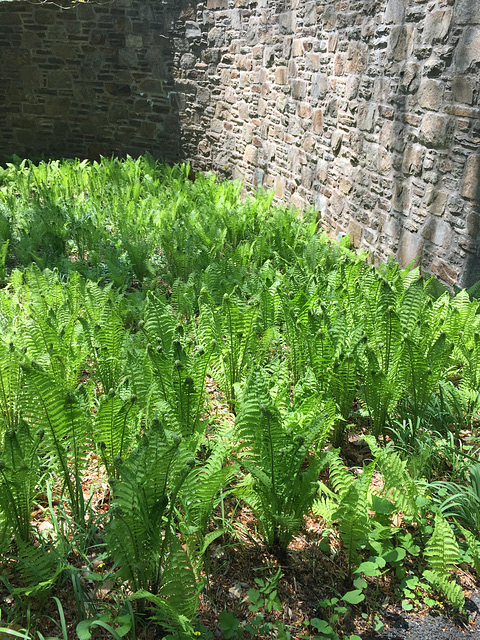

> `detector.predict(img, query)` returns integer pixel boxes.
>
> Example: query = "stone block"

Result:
[401,62,420,94]
[331,130,343,155]
[397,229,423,267]
[388,25,414,61]
[185,21,202,39]
[298,102,311,118]
[208,26,224,47]
[467,211,480,236]
[423,9,452,44]
[425,187,448,216]
[333,53,344,75]
[244,144,257,163]
[420,113,451,149]
[279,11,295,35]
[140,79,163,93]
[21,67,44,89]
[455,0,480,25]
[197,87,211,104]
[312,109,323,134]
[207,0,228,9]
[311,73,328,99]
[418,79,444,111]
[291,79,307,99]
[454,27,480,73]
[126,34,143,48]
[451,76,474,105]
[115,17,132,34]
[385,0,406,24]
[431,258,459,286]
[47,70,72,89]
[345,41,368,73]
[357,102,376,132]
[304,1,317,26]
[347,220,363,248]
[292,39,303,57]
[462,155,480,204]
[393,182,410,211]
[328,33,338,53]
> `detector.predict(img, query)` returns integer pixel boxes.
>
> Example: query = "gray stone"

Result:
[425,187,448,216]
[451,77,474,105]
[304,1,317,26]
[357,102,376,132]
[47,70,72,89]
[418,79,444,111]
[388,25,414,61]
[397,229,424,267]
[420,113,451,149]
[401,62,420,93]
[454,27,480,73]
[331,130,343,155]
[311,73,328,99]
[385,0,406,24]
[279,11,295,35]
[423,9,452,44]
[455,0,480,25]
[185,21,202,39]
[180,53,197,69]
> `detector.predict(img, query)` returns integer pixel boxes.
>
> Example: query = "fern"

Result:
[0,422,43,542]
[235,371,332,553]
[331,456,375,574]
[423,512,464,609]
[424,511,461,573]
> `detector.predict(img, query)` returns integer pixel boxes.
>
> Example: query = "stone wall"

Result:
[0,0,183,160]
[0,0,479,287]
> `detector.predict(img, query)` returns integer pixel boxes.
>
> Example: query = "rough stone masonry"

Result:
[0,0,479,287]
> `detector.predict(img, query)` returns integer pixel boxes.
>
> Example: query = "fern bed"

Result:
[0,156,479,640]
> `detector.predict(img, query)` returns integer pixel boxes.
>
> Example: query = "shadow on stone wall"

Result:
[387,0,480,288]
[0,0,187,163]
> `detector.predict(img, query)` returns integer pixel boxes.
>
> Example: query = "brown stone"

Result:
[431,258,459,286]
[244,144,257,163]
[275,67,287,85]
[312,109,323,134]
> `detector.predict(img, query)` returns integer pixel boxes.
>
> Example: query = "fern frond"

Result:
[424,511,461,573]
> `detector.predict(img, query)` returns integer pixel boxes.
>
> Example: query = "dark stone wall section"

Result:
[0,0,479,287]
[0,0,182,161]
